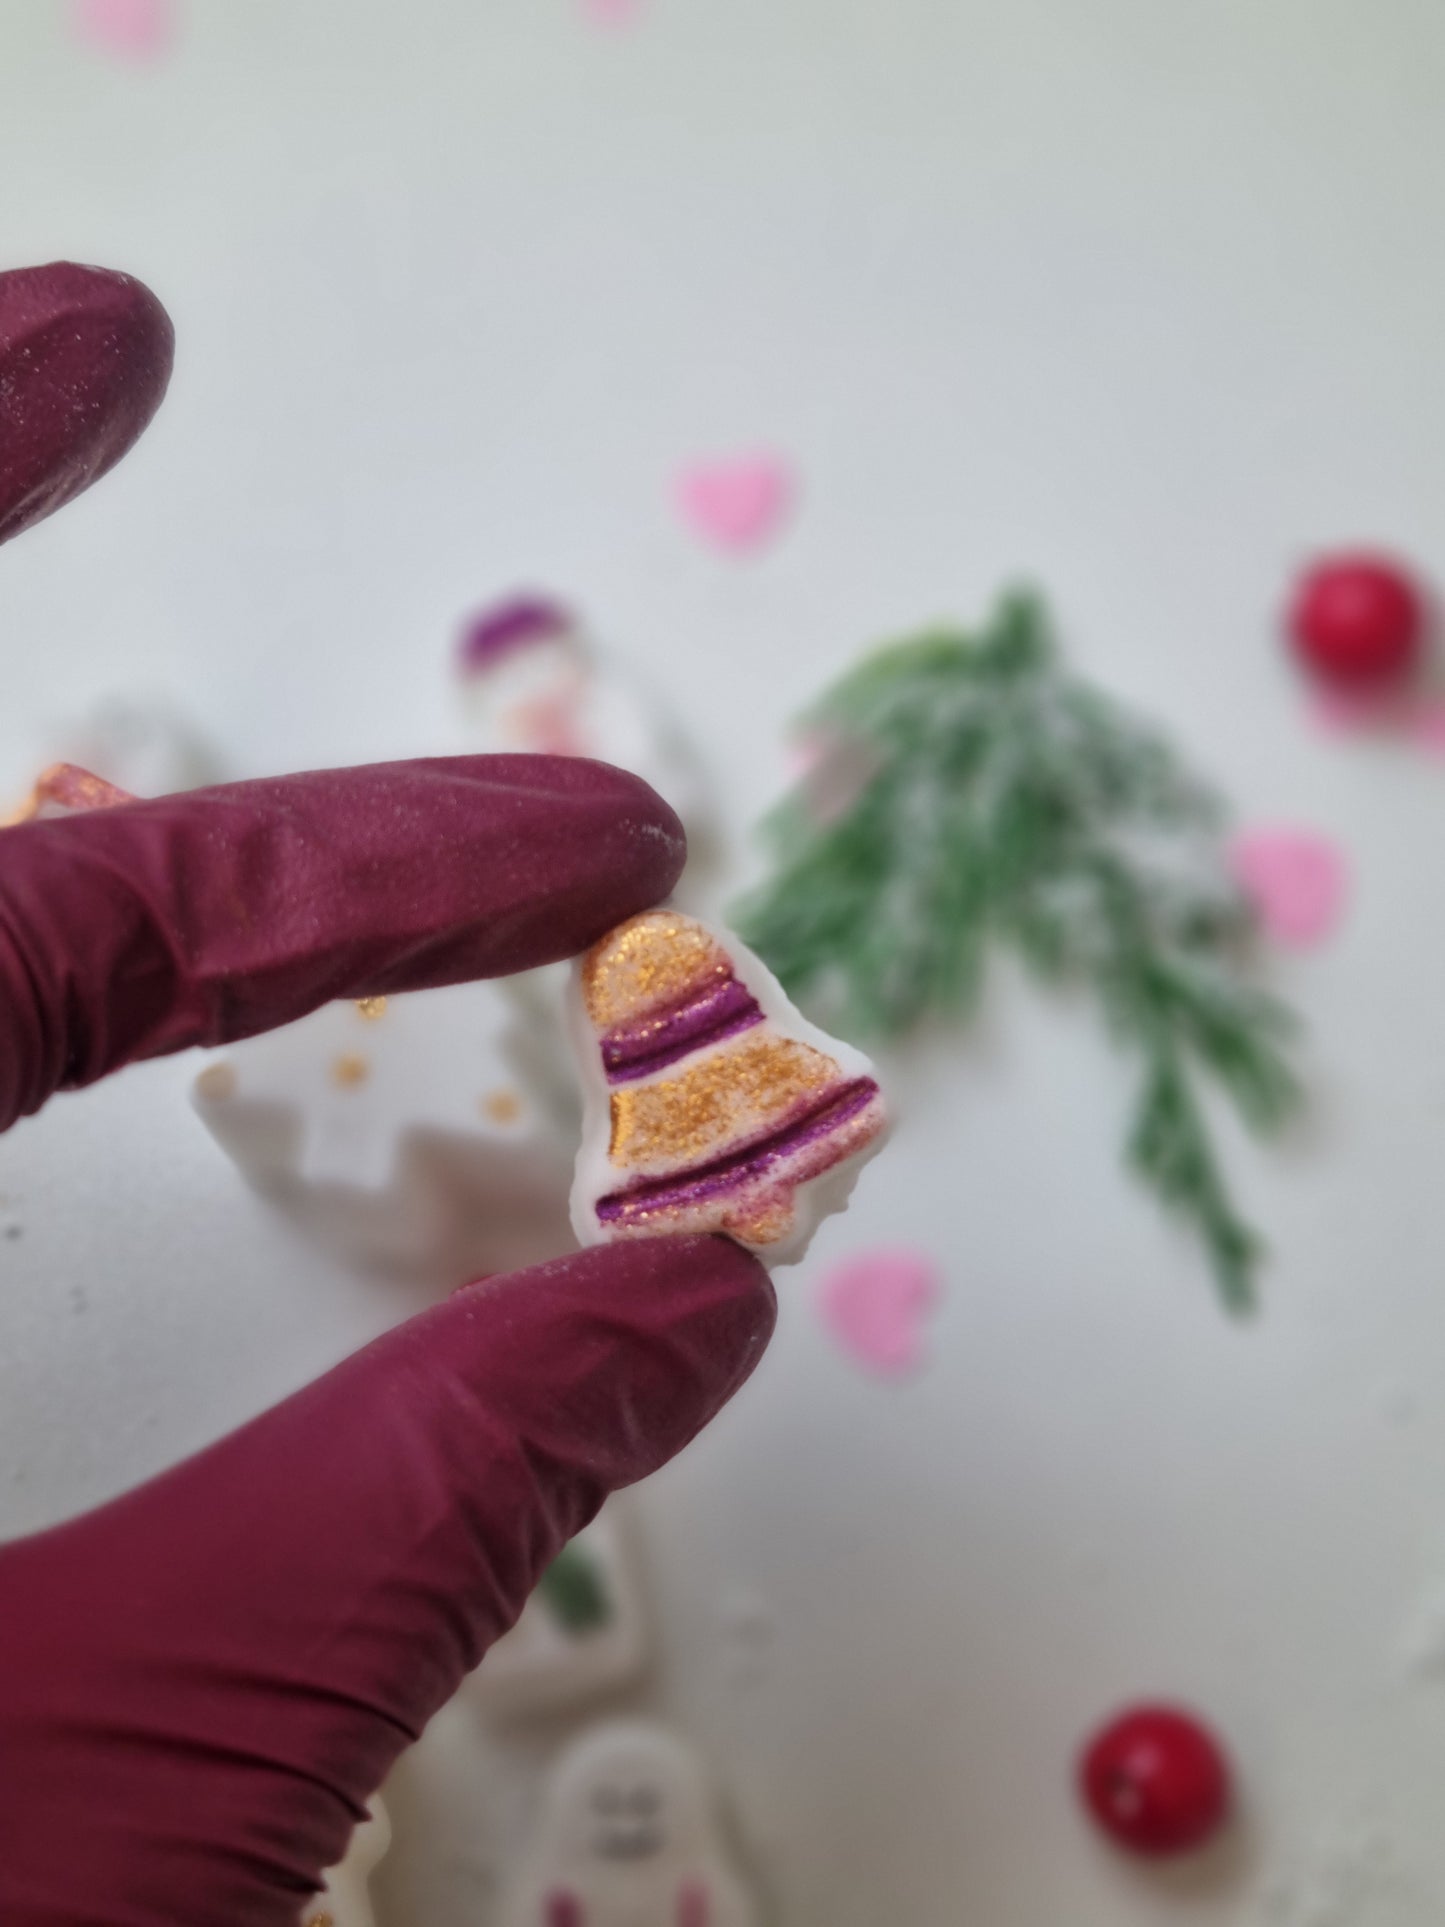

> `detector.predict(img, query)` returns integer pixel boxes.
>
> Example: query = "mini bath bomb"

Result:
[456,596,714,847]
[501,1721,758,1927]
[2,762,132,824]
[568,910,888,1265]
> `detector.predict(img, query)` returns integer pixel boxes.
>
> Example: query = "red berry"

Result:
[1287,553,1425,688]
[1078,1705,1231,1857]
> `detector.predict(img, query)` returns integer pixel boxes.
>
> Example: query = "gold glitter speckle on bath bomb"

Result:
[582,910,731,1028]
[483,1088,522,1125]
[331,1053,371,1089]
[570,906,890,1265]
[608,1033,837,1167]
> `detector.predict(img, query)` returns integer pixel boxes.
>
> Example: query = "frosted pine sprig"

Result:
[733,591,1300,1312]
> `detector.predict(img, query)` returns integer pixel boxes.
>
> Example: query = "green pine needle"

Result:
[537,1539,614,1635]
[732,590,1302,1313]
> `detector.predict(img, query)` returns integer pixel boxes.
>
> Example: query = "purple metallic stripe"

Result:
[457,595,573,673]
[601,975,764,1083]
[596,1077,881,1223]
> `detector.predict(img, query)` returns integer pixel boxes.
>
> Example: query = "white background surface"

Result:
[3,2,1445,1920]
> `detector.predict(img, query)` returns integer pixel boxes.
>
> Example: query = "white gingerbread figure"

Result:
[501,1722,758,1927]
[301,1797,391,1927]
[455,596,714,850]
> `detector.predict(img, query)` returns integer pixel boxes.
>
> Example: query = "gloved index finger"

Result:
[0,753,686,1133]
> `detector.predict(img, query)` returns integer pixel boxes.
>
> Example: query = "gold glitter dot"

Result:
[331,1054,371,1089]
[582,911,731,1029]
[608,1034,839,1169]
[195,1062,238,1102]
[304,1914,334,1927]
[355,996,389,1021]
[482,1088,522,1126]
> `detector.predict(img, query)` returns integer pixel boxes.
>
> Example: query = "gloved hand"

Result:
[0,756,775,1927]
[0,265,775,1927]
[0,258,173,546]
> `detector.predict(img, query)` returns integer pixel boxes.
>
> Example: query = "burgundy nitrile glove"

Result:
[0,760,776,1927]
[0,261,174,547]
[0,258,772,1925]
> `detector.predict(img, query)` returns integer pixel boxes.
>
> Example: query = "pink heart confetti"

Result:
[1229,827,1348,948]
[675,454,795,554]
[583,0,642,23]
[817,1247,941,1381]
[73,0,175,58]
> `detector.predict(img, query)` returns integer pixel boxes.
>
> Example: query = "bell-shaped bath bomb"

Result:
[569,910,888,1266]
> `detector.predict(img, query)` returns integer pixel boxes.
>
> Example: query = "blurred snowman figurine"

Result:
[501,1722,758,1927]
[301,1798,391,1927]
[455,597,715,857]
